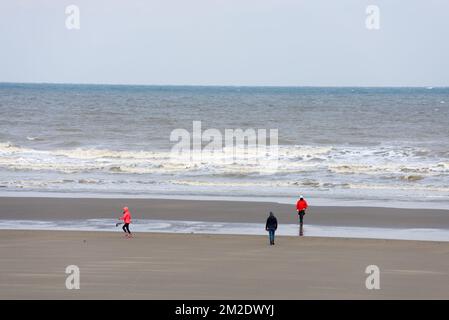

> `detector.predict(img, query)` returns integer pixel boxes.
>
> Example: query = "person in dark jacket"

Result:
[265,212,278,245]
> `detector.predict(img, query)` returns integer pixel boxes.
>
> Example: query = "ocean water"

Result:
[0,83,448,208]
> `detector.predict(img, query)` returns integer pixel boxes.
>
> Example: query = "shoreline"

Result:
[1,191,448,210]
[1,196,449,229]
[1,222,449,242]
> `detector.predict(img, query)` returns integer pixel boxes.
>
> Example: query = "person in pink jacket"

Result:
[119,207,132,237]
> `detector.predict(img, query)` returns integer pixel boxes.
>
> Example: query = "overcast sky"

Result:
[1,0,448,86]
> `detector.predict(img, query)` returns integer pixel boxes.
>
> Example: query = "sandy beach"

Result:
[0,230,448,299]
[0,197,448,299]
[2,0,449,302]
[1,196,449,228]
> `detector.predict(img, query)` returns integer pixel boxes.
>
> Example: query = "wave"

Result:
[344,183,449,193]
[26,136,44,141]
[3,177,447,195]
[0,141,447,177]
[400,175,424,182]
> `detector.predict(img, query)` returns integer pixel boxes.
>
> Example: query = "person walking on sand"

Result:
[296,195,308,226]
[119,207,132,238]
[265,212,278,246]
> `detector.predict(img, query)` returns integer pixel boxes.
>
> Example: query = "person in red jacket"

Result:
[119,207,132,237]
[296,195,308,226]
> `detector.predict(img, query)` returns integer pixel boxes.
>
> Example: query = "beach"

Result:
[1,196,449,228]
[1,197,449,299]
[1,230,449,299]
[1,0,449,303]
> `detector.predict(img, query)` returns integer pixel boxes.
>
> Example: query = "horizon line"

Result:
[0,81,448,89]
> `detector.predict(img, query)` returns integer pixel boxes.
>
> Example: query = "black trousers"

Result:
[122,223,131,234]
[298,210,305,225]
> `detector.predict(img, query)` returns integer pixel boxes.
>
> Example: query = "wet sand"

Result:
[1,196,449,229]
[0,230,448,299]
[1,197,448,299]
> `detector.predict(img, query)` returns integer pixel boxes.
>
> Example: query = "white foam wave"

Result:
[0,142,446,176]
[1,142,448,203]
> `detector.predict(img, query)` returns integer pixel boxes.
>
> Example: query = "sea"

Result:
[1,83,448,209]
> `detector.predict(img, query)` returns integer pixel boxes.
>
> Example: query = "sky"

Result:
[0,0,448,87]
